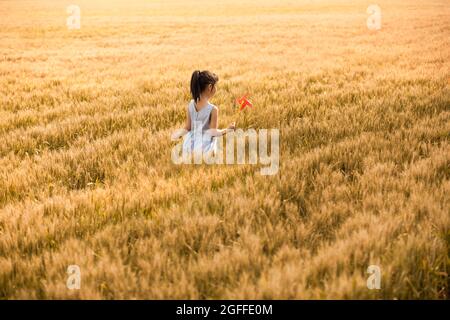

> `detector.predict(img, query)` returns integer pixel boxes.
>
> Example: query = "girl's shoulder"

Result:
[187,99,195,112]
[208,101,218,111]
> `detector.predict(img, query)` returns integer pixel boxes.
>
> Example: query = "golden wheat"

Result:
[0,0,448,299]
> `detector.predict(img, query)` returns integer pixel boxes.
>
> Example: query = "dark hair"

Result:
[190,70,219,103]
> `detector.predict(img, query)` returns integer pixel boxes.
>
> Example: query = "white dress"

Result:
[182,99,218,156]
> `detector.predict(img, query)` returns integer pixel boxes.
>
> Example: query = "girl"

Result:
[173,70,235,157]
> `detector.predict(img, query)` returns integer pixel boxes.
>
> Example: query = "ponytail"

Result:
[190,70,201,103]
[190,70,219,104]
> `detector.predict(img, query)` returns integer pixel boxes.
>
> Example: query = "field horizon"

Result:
[0,0,449,299]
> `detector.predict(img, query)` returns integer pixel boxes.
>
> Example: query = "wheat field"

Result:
[0,0,449,299]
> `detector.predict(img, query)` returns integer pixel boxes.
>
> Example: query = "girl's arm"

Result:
[209,107,235,137]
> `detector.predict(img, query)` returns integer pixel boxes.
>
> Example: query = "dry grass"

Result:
[0,0,449,299]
